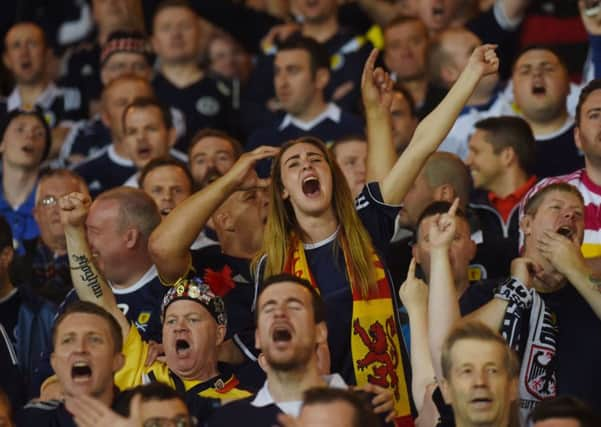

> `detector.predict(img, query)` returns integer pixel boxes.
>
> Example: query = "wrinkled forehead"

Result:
[191,137,235,156]
[281,141,327,163]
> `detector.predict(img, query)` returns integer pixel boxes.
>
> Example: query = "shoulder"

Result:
[19,400,73,425]
[208,398,281,427]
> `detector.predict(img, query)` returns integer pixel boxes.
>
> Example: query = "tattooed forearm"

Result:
[71,254,103,298]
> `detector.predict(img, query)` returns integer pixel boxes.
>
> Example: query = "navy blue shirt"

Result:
[246,103,364,177]
[17,400,76,427]
[0,179,39,256]
[61,115,111,165]
[59,266,168,343]
[152,73,237,151]
[534,122,584,178]
[72,145,136,197]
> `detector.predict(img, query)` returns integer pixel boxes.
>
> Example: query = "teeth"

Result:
[303,177,318,184]
[73,362,89,367]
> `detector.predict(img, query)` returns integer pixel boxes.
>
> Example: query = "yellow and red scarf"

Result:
[284,235,414,427]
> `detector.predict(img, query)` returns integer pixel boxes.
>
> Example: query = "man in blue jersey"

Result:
[59,187,167,342]
[246,34,364,177]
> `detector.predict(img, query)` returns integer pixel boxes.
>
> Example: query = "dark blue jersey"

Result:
[254,183,400,386]
[58,42,102,107]
[246,103,364,177]
[17,400,76,427]
[61,115,111,165]
[0,179,39,256]
[59,266,169,342]
[152,73,237,151]
[72,145,136,197]
[0,83,87,128]
[244,29,372,115]
[207,397,282,427]
[190,245,254,341]
[0,288,22,348]
[534,121,584,178]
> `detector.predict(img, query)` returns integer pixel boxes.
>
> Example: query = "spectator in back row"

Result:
[1,22,86,159]
[247,34,364,177]
[73,75,153,197]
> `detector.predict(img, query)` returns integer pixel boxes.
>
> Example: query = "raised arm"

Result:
[426,200,462,380]
[361,48,397,184]
[399,258,434,413]
[148,146,280,283]
[380,44,499,205]
[59,193,129,343]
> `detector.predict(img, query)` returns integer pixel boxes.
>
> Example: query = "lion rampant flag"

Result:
[286,238,414,427]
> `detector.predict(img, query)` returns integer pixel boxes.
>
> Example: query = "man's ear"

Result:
[124,228,139,249]
[167,127,177,148]
[213,211,233,232]
[215,325,226,347]
[315,68,330,91]
[520,214,533,237]
[112,352,125,374]
[574,126,583,151]
[315,321,328,345]
[500,147,515,168]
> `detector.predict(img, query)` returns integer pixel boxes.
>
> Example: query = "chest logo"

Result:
[196,96,220,116]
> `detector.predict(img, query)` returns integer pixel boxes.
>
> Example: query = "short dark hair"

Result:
[441,320,519,380]
[529,396,601,427]
[415,200,468,241]
[139,156,194,190]
[575,78,601,128]
[277,33,330,76]
[113,382,189,417]
[122,96,173,132]
[1,109,51,161]
[474,116,536,175]
[302,387,379,427]
[523,182,583,217]
[188,128,243,160]
[330,134,367,157]
[255,273,326,324]
[383,15,427,36]
[52,301,123,353]
[512,44,569,74]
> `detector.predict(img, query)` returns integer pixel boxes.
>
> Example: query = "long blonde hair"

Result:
[252,137,377,298]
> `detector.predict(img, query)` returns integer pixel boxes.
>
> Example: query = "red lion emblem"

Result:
[353,317,400,399]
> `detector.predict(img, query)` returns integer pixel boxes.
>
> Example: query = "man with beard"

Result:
[207,274,391,426]
[57,191,252,419]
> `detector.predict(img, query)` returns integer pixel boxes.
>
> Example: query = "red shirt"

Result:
[488,176,537,222]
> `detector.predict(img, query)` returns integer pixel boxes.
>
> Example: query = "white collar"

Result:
[303,225,340,250]
[7,82,59,110]
[251,373,347,414]
[110,264,157,295]
[279,103,341,131]
[123,173,140,188]
[107,144,134,167]
[535,115,575,141]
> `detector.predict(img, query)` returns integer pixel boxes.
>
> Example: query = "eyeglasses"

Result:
[143,416,197,427]
[38,195,58,208]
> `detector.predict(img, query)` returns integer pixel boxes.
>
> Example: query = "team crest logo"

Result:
[137,311,151,325]
[353,317,400,399]
[525,344,557,399]
[196,96,220,116]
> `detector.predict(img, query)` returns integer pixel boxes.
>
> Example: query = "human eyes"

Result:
[165,318,177,326]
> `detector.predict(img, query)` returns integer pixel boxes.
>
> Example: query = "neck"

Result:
[111,139,130,159]
[180,360,220,383]
[301,17,338,43]
[487,168,530,199]
[294,98,328,122]
[159,62,204,88]
[526,111,568,137]
[266,360,326,402]
[18,80,49,107]
[111,257,153,289]
[2,164,38,208]
[295,208,338,243]
[220,233,256,260]
[0,279,15,300]
[401,78,428,107]
[456,279,470,298]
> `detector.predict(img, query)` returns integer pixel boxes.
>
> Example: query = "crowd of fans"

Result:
[1,0,601,426]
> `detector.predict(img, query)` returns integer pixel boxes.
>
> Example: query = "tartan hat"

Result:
[100,31,152,66]
[161,277,227,326]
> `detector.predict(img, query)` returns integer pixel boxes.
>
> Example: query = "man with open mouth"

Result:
[430,182,601,422]
[17,300,125,427]
[57,190,252,422]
